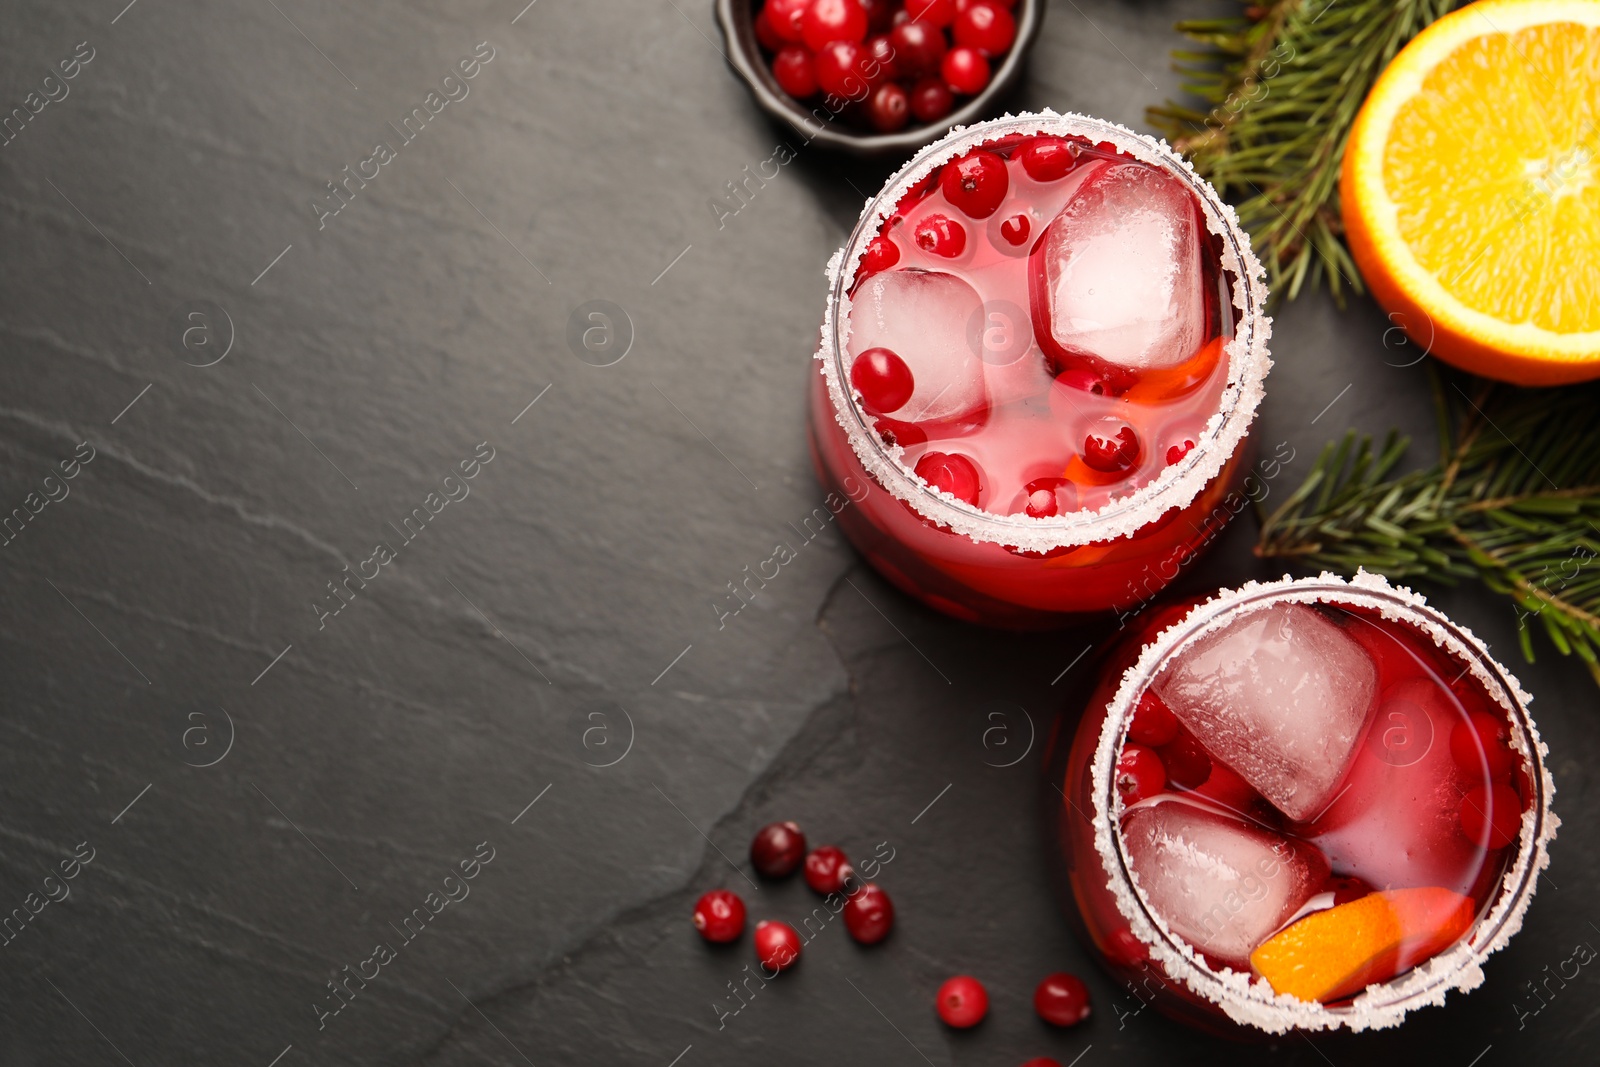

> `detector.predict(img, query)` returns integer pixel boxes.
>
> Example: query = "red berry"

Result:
[935,975,988,1028]
[954,1,1016,56]
[802,0,868,50]
[1128,690,1180,746]
[1165,439,1196,465]
[814,39,868,98]
[1461,782,1522,849]
[905,0,957,28]
[939,149,1009,219]
[843,882,895,943]
[860,0,896,33]
[1107,926,1150,966]
[1115,743,1166,803]
[803,846,854,894]
[692,889,746,943]
[1451,710,1515,780]
[914,451,982,505]
[913,213,966,257]
[908,76,954,122]
[771,46,819,98]
[861,235,900,274]
[1015,477,1077,519]
[1160,730,1211,789]
[750,820,807,877]
[852,347,915,412]
[767,0,810,42]
[1193,760,1256,810]
[866,81,910,132]
[874,416,927,448]
[1033,972,1092,1026]
[1053,367,1109,395]
[1019,136,1078,182]
[754,9,786,52]
[863,33,899,82]
[999,213,1030,246]
[941,46,990,95]
[754,919,804,972]
[888,20,947,78]
[1082,420,1141,473]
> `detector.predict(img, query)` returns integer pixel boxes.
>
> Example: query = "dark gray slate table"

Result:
[2,1,1594,1065]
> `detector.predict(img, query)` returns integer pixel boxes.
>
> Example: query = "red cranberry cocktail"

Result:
[808,112,1271,626]
[1050,573,1556,1034]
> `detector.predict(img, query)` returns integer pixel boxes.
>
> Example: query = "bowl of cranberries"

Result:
[717,0,1043,155]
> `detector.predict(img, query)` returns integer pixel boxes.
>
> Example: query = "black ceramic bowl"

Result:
[715,1,1045,157]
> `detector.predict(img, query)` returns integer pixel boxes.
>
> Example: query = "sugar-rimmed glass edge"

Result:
[816,110,1274,553]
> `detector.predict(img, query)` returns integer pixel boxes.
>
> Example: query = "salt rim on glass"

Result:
[815,109,1274,554]
[1088,570,1558,1034]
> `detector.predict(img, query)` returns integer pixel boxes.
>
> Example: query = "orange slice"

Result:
[1342,0,1600,385]
[1250,888,1476,1003]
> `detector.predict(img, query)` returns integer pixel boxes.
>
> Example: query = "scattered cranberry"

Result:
[941,46,989,94]
[754,8,786,52]
[1160,729,1212,789]
[843,882,896,943]
[692,889,746,943]
[999,213,1030,246]
[751,820,807,878]
[1017,476,1076,518]
[1460,782,1521,850]
[909,76,954,122]
[1115,743,1166,803]
[905,0,957,27]
[1019,136,1078,182]
[935,975,988,1028]
[803,845,854,894]
[1165,438,1196,465]
[814,39,867,98]
[866,81,911,131]
[861,235,901,274]
[852,347,915,412]
[1128,690,1180,747]
[1033,972,1092,1026]
[954,2,1016,56]
[772,46,819,98]
[754,919,804,972]
[1451,710,1515,780]
[939,149,1008,219]
[1082,420,1141,473]
[888,19,948,78]
[914,451,982,505]
[913,213,967,257]
[802,0,868,51]
[766,0,811,42]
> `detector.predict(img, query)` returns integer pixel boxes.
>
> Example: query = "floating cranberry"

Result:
[1019,136,1078,182]
[754,919,804,972]
[814,39,867,98]
[852,348,915,412]
[1128,690,1180,747]
[939,149,1009,219]
[999,213,1030,246]
[801,0,868,51]
[861,235,900,274]
[772,46,819,98]
[803,846,854,894]
[954,2,1016,56]
[1082,420,1141,473]
[905,0,958,28]
[767,0,811,42]
[692,888,746,943]
[889,20,948,79]
[843,882,895,943]
[942,46,990,94]
[1165,438,1196,465]
[1160,729,1212,789]
[914,213,967,257]
[863,33,900,82]
[1115,743,1166,803]
[1016,477,1076,518]
[914,451,982,505]
[866,81,911,132]
[1461,782,1521,850]
[1053,367,1109,395]
[935,975,989,1028]
[909,76,954,122]
[750,820,807,877]
[1033,972,1092,1027]
[874,416,927,448]
[754,8,786,52]
[1451,710,1515,780]
[1193,760,1256,810]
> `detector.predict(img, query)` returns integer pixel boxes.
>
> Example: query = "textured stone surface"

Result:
[1,1,1594,1064]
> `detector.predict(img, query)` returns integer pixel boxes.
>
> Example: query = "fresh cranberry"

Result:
[767,0,811,42]
[692,889,746,943]
[1015,476,1076,518]
[771,46,819,98]
[913,213,966,257]
[860,0,896,33]
[1160,730,1212,789]
[914,451,982,505]
[851,347,915,412]
[1128,690,1180,746]
[999,213,1030,246]
[889,20,947,78]
[864,33,899,78]
[954,2,1016,56]
[1033,972,1092,1026]
[750,820,807,877]
[1451,710,1515,780]
[803,846,854,894]
[874,416,927,448]
[801,0,868,50]
[1165,438,1196,465]
[906,0,958,26]
[908,76,954,122]
[1461,782,1522,849]
[1082,420,1141,473]
[866,81,911,132]
[1115,743,1166,803]
[941,46,990,95]
[754,8,786,52]
[843,882,895,943]
[1053,367,1109,395]
[939,149,1008,219]
[935,975,988,1028]
[861,235,900,274]
[754,919,803,972]
[1019,136,1078,181]
[814,39,868,99]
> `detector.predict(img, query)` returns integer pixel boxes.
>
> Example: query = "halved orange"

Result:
[1342,0,1600,385]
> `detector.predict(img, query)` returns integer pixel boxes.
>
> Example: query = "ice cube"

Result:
[849,269,988,424]
[1153,603,1378,822]
[1122,800,1330,967]
[1029,162,1206,383]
